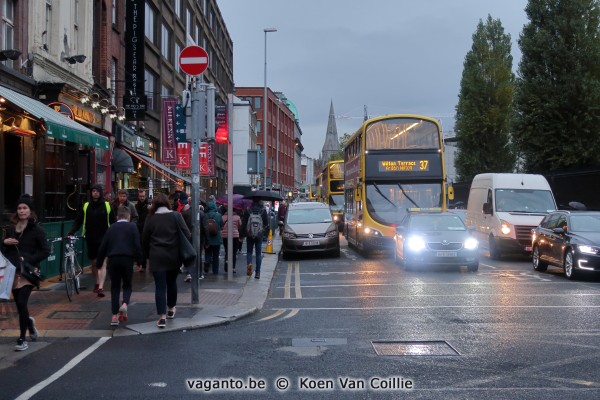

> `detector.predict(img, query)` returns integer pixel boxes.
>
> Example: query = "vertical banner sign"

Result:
[200,143,215,176]
[161,98,177,164]
[177,142,191,169]
[123,0,147,120]
[175,104,187,142]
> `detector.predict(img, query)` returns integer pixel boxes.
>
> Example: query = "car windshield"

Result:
[366,182,442,225]
[409,214,466,231]
[329,194,344,211]
[495,189,556,213]
[287,208,332,224]
[569,214,600,232]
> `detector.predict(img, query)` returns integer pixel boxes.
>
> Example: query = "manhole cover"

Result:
[372,341,459,356]
[292,338,347,347]
[47,311,100,320]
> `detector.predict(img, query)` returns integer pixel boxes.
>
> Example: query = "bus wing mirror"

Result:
[448,185,455,201]
[354,188,361,202]
[483,202,492,215]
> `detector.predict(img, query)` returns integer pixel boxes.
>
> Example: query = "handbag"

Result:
[15,246,44,289]
[173,213,196,268]
[0,251,17,299]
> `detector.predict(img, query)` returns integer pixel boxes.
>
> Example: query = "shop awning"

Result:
[120,146,191,184]
[0,85,109,150]
[111,148,134,173]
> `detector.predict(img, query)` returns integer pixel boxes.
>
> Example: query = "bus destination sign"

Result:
[378,160,429,172]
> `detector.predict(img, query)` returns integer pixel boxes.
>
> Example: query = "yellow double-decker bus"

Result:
[344,114,451,253]
[315,172,324,203]
[321,160,344,228]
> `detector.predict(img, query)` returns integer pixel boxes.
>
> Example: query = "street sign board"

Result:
[179,46,209,76]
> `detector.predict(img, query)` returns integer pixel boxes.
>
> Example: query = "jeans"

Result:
[12,285,34,340]
[107,256,134,315]
[205,245,221,274]
[152,269,178,315]
[246,237,263,273]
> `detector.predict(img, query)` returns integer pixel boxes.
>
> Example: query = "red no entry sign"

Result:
[179,46,209,76]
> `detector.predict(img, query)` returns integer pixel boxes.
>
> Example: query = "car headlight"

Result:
[578,245,598,255]
[500,220,511,235]
[283,231,296,239]
[407,236,426,251]
[333,215,339,221]
[325,230,338,238]
[464,237,479,250]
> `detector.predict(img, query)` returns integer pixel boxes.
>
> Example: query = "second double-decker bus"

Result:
[344,114,450,253]
[315,172,324,203]
[321,160,345,229]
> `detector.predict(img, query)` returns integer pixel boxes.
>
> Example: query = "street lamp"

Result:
[263,27,277,189]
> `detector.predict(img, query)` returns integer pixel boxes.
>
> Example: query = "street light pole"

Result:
[263,27,277,190]
[276,98,280,192]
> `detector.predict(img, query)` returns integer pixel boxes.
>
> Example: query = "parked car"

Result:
[532,211,600,279]
[394,212,479,271]
[281,202,340,259]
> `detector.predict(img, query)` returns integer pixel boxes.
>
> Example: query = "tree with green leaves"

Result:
[513,0,600,172]
[454,15,516,182]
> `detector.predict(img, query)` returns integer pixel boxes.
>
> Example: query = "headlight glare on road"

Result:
[464,237,479,250]
[407,236,426,251]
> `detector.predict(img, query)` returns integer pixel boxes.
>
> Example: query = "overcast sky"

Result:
[216,0,529,159]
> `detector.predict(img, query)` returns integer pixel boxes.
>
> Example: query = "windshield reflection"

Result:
[495,189,556,213]
[366,183,442,225]
[329,194,344,211]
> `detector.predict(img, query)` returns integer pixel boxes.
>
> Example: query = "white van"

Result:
[466,173,557,259]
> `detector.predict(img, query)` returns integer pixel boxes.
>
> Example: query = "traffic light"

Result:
[215,123,228,143]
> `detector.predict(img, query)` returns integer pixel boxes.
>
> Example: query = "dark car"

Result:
[281,202,340,259]
[532,211,600,279]
[393,212,479,271]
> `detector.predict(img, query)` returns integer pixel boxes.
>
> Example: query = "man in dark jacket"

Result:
[68,184,116,297]
[180,193,209,282]
[241,199,269,279]
[134,189,150,272]
[111,189,138,223]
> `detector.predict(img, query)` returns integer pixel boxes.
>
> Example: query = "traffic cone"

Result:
[263,228,275,254]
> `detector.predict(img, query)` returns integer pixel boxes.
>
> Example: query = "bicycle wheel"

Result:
[65,258,75,302]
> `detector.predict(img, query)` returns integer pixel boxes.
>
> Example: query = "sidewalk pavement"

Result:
[0,238,281,340]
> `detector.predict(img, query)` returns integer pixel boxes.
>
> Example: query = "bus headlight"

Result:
[364,227,383,236]
[464,237,479,250]
[407,236,426,251]
[333,215,339,222]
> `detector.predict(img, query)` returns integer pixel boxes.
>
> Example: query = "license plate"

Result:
[436,251,457,257]
[302,241,320,246]
[525,246,532,251]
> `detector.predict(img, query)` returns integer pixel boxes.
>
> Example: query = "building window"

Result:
[254,97,261,109]
[161,85,170,98]
[1,0,15,67]
[195,24,199,45]
[44,0,52,50]
[161,23,170,61]
[185,8,191,36]
[110,58,117,103]
[174,41,181,73]
[74,0,80,53]
[174,0,181,18]
[145,3,155,43]
[145,69,157,110]
[111,0,116,25]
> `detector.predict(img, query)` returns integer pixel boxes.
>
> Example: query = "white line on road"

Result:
[270,293,600,300]
[271,305,600,310]
[15,337,111,400]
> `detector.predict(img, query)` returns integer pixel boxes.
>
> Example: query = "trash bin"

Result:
[39,221,66,278]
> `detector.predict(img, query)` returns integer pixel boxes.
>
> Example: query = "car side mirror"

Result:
[553,227,565,234]
[483,202,493,215]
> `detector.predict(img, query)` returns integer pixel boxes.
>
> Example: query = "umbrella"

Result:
[243,190,283,201]
[216,194,252,210]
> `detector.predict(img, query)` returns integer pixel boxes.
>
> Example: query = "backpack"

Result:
[247,210,264,239]
[207,212,218,237]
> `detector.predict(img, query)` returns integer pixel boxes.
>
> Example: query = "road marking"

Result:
[276,280,592,289]
[480,262,496,269]
[15,337,110,400]
[294,262,302,299]
[284,263,292,299]
[257,309,287,322]
[270,293,600,300]
[282,308,300,319]
[271,305,600,310]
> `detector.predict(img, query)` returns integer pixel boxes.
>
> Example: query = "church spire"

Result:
[321,100,341,164]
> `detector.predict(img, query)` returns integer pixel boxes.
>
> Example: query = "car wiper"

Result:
[372,183,397,209]
[397,183,419,208]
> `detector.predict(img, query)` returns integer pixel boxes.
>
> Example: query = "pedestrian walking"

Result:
[67,184,116,297]
[241,199,269,279]
[134,189,150,272]
[204,198,223,275]
[142,193,191,328]
[181,194,209,282]
[221,205,241,274]
[1,194,50,351]
[96,206,143,327]
[111,189,138,223]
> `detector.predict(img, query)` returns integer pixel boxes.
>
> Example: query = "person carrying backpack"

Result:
[204,199,223,275]
[241,199,269,279]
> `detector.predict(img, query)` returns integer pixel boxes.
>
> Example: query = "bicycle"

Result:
[51,236,83,301]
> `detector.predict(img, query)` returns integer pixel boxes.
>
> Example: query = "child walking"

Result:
[96,205,143,327]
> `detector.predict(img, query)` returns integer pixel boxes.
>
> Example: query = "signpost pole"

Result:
[190,78,202,304]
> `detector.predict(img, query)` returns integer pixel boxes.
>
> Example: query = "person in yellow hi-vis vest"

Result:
[68,184,116,297]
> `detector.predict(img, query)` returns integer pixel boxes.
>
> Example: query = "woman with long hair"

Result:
[142,193,190,328]
[1,194,50,351]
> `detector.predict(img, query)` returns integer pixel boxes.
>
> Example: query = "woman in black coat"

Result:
[142,193,190,328]
[2,194,50,351]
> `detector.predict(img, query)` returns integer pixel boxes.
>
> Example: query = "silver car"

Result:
[281,202,340,259]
